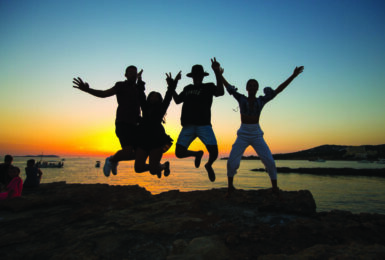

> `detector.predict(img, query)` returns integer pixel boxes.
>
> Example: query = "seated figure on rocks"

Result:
[0,166,23,200]
[23,159,43,188]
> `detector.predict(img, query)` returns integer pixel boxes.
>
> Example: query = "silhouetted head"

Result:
[147,91,163,105]
[246,79,259,97]
[187,65,208,85]
[27,159,35,167]
[4,154,13,164]
[8,165,20,178]
[125,65,138,83]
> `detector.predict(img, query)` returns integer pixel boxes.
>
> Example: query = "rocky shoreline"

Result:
[1,182,385,259]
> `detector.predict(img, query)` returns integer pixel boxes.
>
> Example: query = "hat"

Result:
[186,65,209,78]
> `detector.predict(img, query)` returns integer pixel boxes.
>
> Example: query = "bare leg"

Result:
[204,144,218,182]
[226,176,236,197]
[271,179,279,193]
[149,147,164,178]
[175,144,204,168]
[110,146,135,163]
[134,148,150,173]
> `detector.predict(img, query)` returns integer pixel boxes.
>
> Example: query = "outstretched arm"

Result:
[73,77,116,98]
[220,68,241,99]
[211,57,224,97]
[274,66,304,95]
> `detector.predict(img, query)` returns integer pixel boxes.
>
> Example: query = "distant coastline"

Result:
[13,155,60,158]
[221,144,385,161]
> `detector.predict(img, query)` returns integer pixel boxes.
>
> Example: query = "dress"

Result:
[137,85,174,152]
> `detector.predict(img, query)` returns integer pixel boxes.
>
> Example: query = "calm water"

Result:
[11,157,385,214]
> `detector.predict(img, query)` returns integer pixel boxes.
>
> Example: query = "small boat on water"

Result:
[36,159,64,168]
[95,161,101,168]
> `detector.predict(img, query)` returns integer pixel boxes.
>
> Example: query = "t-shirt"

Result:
[178,83,216,126]
[225,84,276,118]
[113,80,144,125]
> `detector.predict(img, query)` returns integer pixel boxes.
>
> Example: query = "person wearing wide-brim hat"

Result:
[172,58,224,182]
[186,64,209,78]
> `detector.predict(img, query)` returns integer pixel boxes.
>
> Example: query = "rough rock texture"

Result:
[1,182,384,259]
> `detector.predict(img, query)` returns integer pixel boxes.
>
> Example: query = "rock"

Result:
[168,236,230,260]
[0,182,384,259]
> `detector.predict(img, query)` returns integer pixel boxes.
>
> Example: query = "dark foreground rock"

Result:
[1,182,385,259]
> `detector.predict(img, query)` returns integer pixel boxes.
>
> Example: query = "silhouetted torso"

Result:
[179,83,216,126]
[114,81,142,125]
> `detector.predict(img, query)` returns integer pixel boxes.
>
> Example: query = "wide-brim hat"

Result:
[186,64,209,77]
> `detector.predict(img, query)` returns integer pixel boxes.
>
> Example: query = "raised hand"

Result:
[293,66,304,77]
[211,57,220,74]
[137,69,143,80]
[166,71,182,88]
[166,72,173,86]
[73,77,89,92]
[175,71,182,81]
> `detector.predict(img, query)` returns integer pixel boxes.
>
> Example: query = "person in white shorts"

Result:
[221,66,304,195]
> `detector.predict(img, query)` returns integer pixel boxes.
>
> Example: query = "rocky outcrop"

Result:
[0,182,384,259]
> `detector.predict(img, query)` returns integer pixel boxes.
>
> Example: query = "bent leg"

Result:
[175,126,203,167]
[134,148,150,173]
[149,147,164,178]
[110,146,135,163]
[204,144,218,182]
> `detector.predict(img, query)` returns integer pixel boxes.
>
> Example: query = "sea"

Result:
[10,156,385,214]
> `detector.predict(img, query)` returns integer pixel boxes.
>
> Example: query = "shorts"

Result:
[115,122,138,148]
[176,125,217,147]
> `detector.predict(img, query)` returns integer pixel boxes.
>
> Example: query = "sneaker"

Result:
[103,156,112,177]
[205,164,216,182]
[110,160,118,175]
[163,161,170,177]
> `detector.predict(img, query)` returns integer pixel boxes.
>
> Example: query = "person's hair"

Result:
[147,91,166,123]
[8,165,20,177]
[27,159,35,167]
[4,154,13,163]
[125,65,137,73]
[147,91,163,103]
[246,79,259,89]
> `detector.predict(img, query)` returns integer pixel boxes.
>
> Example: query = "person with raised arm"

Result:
[73,66,145,177]
[172,58,224,182]
[222,66,304,195]
[134,72,181,178]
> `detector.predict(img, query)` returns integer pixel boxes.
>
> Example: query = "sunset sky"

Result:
[1,0,384,157]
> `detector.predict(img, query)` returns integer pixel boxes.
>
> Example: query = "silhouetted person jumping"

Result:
[173,58,224,182]
[73,66,145,176]
[221,66,304,195]
[134,72,181,178]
